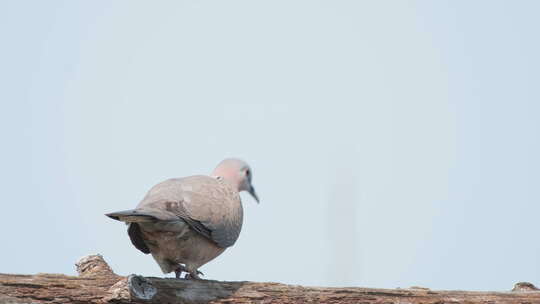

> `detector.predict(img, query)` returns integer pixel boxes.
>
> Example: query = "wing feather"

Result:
[127,223,151,254]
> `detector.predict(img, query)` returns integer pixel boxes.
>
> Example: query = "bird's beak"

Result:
[248,185,260,203]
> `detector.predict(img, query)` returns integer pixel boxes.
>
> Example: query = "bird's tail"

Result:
[105,209,160,223]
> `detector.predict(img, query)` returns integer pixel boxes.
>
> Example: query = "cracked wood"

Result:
[0,255,539,304]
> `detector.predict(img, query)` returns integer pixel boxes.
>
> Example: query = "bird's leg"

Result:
[185,269,204,280]
[174,264,189,279]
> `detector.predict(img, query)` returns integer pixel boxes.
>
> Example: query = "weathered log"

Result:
[0,254,539,304]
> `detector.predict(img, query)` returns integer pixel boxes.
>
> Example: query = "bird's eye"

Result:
[246,170,250,176]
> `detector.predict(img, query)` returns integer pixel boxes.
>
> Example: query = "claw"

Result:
[185,270,204,280]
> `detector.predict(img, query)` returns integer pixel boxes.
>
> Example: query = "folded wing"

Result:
[137,176,244,248]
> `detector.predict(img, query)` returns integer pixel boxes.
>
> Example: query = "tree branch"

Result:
[0,255,538,303]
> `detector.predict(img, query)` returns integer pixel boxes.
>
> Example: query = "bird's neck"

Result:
[211,168,242,191]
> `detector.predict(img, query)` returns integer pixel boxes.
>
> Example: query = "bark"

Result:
[0,255,539,304]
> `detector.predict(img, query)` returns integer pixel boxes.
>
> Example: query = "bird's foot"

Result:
[175,265,203,280]
[174,265,189,279]
[185,270,204,280]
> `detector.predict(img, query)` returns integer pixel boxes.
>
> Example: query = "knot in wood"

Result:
[76,254,115,277]
[128,275,157,300]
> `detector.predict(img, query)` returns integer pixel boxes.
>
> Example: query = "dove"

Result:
[106,158,259,279]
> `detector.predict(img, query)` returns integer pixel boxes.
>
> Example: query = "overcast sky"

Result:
[1,0,539,291]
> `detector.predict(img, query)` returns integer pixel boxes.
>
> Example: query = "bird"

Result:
[106,158,259,279]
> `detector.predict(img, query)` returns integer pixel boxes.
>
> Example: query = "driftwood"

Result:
[1,255,539,304]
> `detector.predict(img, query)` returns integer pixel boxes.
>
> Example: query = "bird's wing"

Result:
[137,176,243,248]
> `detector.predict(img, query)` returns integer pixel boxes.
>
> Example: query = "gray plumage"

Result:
[106,159,258,279]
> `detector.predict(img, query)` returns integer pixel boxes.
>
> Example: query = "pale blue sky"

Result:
[1,1,539,291]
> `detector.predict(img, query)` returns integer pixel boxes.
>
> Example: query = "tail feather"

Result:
[105,209,159,223]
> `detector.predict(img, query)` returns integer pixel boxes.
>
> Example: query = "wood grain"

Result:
[0,255,538,304]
